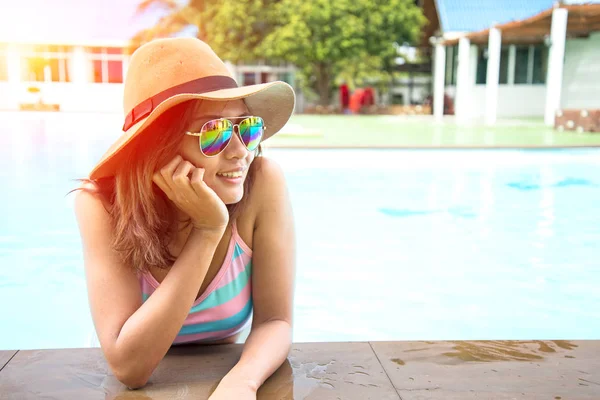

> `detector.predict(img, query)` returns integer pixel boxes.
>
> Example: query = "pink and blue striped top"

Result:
[139,222,253,344]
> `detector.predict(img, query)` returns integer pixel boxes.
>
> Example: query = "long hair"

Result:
[70,99,261,272]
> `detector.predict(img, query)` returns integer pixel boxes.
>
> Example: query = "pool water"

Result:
[0,112,599,350]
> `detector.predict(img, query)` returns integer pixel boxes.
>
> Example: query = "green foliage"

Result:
[197,0,282,63]
[259,0,425,103]
[136,0,425,105]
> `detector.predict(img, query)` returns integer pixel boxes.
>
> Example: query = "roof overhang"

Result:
[441,4,600,46]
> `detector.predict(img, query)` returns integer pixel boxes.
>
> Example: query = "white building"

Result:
[0,0,296,112]
[430,0,600,125]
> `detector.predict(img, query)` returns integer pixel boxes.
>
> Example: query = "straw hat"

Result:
[89,37,295,180]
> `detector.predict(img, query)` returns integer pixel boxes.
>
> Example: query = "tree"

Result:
[134,0,425,105]
[262,0,424,105]
[129,0,203,50]
[131,0,280,62]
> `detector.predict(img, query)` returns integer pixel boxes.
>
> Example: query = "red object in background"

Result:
[349,88,364,114]
[363,87,375,107]
[348,87,375,113]
[340,83,349,110]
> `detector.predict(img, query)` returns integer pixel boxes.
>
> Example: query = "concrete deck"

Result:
[0,341,598,399]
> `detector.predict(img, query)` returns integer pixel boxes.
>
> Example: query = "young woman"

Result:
[73,37,296,398]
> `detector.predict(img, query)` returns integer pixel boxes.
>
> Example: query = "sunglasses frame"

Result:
[185,115,266,158]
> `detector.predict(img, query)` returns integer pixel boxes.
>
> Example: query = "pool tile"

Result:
[370,340,600,399]
[7,341,597,399]
[278,342,400,399]
[0,348,109,399]
[0,343,400,399]
[0,346,241,399]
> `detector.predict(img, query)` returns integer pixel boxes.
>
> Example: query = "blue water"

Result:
[0,112,599,350]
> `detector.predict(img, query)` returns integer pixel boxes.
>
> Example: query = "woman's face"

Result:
[179,100,256,205]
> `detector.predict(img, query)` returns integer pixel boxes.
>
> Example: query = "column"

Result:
[485,27,502,126]
[455,37,471,121]
[44,65,51,83]
[545,8,568,126]
[469,45,478,86]
[527,45,534,83]
[507,45,516,84]
[433,43,446,120]
[71,46,88,84]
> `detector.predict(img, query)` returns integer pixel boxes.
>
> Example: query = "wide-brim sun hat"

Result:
[89,37,296,180]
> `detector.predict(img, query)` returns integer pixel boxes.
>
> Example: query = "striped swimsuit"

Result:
[139,222,253,344]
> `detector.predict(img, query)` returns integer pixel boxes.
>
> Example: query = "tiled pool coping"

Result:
[0,341,598,399]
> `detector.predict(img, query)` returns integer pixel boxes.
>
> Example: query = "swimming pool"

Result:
[1,112,599,350]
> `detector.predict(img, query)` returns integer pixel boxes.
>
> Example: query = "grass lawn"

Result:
[265,115,600,148]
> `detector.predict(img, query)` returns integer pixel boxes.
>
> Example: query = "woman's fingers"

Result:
[190,167,206,196]
[160,155,183,192]
[152,172,171,199]
[173,160,194,184]
[172,161,196,200]
[153,155,228,232]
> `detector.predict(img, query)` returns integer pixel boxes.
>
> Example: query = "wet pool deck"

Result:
[0,341,599,399]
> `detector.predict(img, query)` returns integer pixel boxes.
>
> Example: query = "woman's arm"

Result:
[210,158,296,397]
[75,185,222,389]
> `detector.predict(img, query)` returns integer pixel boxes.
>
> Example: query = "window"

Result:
[477,44,548,85]
[511,44,549,85]
[107,61,123,83]
[260,72,269,84]
[92,60,103,83]
[476,47,508,84]
[532,45,548,84]
[0,44,7,81]
[391,93,404,105]
[87,47,124,84]
[242,72,256,86]
[476,47,487,84]
[514,46,530,84]
[22,57,46,82]
[444,45,458,86]
[499,47,509,84]
[50,57,69,82]
[20,45,72,82]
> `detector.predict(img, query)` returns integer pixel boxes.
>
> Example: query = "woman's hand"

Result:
[152,155,229,234]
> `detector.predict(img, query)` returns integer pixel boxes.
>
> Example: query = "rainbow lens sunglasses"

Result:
[185,116,265,157]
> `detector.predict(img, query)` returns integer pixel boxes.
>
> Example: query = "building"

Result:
[0,0,296,113]
[0,0,154,112]
[427,0,600,125]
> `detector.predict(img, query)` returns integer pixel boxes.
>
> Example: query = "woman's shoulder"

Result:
[247,156,287,212]
[252,156,287,191]
[236,156,288,245]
